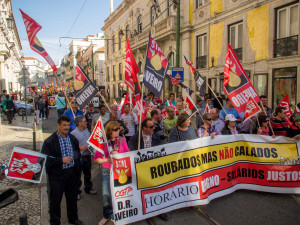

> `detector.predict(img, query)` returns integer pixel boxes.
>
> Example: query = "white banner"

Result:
[110,135,300,224]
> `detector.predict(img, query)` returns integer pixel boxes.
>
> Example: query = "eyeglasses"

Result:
[113,128,120,132]
[147,126,154,129]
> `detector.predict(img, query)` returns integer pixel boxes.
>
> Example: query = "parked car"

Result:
[14,101,35,116]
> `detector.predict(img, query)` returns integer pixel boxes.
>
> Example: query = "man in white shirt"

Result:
[121,104,138,142]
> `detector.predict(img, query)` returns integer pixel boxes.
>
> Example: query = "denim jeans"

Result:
[39,108,45,118]
[101,167,113,220]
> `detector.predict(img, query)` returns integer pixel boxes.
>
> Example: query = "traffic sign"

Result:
[172,67,184,82]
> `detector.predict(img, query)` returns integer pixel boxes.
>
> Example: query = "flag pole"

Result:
[53,71,75,119]
[260,101,275,136]
[138,84,144,151]
[206,83,228,116]
[98,91,111,113]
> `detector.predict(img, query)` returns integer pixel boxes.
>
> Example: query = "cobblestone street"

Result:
[0,113,43,225]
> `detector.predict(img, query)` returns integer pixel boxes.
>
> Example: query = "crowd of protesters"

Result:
[39,90,300,225]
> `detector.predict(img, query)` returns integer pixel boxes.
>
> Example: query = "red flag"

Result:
[162,109,167,120]
[125,39,140,95]
[204,104,211,114]
[223,44,260,113]
[20,10,57,72]
[184,94,196,115]
[135,94,147,123]
[87,118,106,155]
[121,92,136,114]
[277,94,293,126]
[244,96,262,122]
[167,74,180,86]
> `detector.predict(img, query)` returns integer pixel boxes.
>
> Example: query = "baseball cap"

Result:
[225,114,237,122]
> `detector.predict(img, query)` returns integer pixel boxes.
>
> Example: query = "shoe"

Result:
[69,219,84,225]
[158,213,169,221]
[86,189,97,195]
[8,121,12,124]
[98,218,108,225]
[77,194,81,200]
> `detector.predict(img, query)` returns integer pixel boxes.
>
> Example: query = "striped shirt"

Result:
[71,128,91,156]
[57,132,74,169]
[121,113,138,137]
[270,118,289,136]
[197,125,220,138]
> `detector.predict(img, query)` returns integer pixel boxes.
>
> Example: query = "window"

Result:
[229,22,243,61]
[138,61,143,75]
[112,35,115,53]
[254,74,268,97]
[273,67,297,109]
[113,84,116,98]
[196,0,209,9]
[107,67,110,82]
[151,5,156,26]
[274,3,299,57]
[208,78,217,97]
[168,52,175,67]
[113,65,116,81]
[119,63,122,80]
[137,15,142,33]
[126,25,130,39]
[196,34,207,68]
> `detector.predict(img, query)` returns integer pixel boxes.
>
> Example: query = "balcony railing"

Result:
[274,35,298,58]
[196,55,207,69]
[233,48,242,61]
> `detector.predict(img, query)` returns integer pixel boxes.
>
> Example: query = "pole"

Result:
[207,83,227,116]
[98,92,111,113]
[175,0,180,67]
[138,84,144,151]
[25,85,27,123]
[260,101,275,136]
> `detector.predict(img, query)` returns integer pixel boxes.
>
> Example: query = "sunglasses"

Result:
[262,120,269,123]
[71,102,77,104]
[206,118,212,121]
[113,128,120,132]
[147,126,154,129]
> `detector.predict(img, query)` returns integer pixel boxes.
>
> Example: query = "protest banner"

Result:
[143,34,169,98]
[110,135,300,224]
[48,96,55,106]
[223,44,260,113]
[7,147,46,183]
[74,64,98,109]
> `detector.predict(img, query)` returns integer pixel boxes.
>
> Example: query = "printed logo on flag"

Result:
[113,157,132,187]
[48,96,55,106]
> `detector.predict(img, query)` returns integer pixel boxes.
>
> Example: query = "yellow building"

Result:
[103,0,299,109]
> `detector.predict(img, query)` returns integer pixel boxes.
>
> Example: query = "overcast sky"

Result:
[12,0,123,66]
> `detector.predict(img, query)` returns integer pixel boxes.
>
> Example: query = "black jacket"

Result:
[221,127,241,135]
[128,132,161,151]
[287,125,300,138]
[41,132,81,179]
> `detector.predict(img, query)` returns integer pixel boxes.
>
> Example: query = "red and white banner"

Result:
[7,147,46,183]
[223,44,260,113]
[162,109,167,120]
[184,94,196,115]
[244,96,261,122]
[20,9,57,72]
[48,96,55,106]
[204,104,211,114]
[135,95,147,123]
[167,100,179,114]
[87,117,107,155]
[110,135,300,225]
[277,94,293,126]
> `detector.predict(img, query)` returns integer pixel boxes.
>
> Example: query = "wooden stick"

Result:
[98,91,111,113]
[260,101,275,136]
[206,83,228,116]
[53,71,75,118]
[138,84,144,151]
[256,115,261,128]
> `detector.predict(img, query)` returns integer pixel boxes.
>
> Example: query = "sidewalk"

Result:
[0,113,44,225]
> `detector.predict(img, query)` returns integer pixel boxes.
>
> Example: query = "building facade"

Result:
[0,0,22,93]
[23,57,45,87]
[103,0,300,109]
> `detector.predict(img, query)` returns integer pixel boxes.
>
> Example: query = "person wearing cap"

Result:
[221,114,241,135]
[197,113,220,139]
[287,113,300,139]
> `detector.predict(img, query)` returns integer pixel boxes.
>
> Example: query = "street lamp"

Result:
[20,56,29,123]
[6,16,14,29]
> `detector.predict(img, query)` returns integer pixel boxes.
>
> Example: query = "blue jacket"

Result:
[64,109,84,132]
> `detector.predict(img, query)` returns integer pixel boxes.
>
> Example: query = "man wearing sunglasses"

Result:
[128,118,161,151]
[270,106,289,136]
[64,99,84,133]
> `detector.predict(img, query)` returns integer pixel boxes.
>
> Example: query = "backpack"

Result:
[6,100,14,110]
